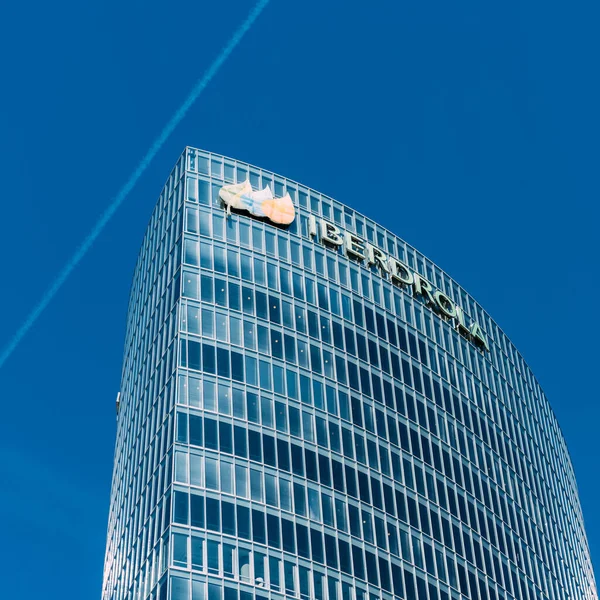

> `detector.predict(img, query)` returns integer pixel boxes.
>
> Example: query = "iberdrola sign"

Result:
[218,180,488,352]
[308,216,489,352]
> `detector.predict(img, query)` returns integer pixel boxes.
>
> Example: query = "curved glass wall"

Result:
[101,148,597,600]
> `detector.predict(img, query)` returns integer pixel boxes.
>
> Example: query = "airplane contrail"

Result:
[0,0,271,370]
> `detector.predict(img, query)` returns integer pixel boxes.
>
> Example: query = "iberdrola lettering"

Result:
[308,216,489,352]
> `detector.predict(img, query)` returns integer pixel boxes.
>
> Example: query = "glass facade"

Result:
[101,148,597,600]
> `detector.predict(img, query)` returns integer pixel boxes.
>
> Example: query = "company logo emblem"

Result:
[219,180,295,225]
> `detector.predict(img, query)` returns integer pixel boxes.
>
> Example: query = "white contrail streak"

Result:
[0,0,271,370]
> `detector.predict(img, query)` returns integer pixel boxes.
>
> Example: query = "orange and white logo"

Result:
[219,181,295,225]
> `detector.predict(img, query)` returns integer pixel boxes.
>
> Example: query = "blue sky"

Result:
[0,0,598,597]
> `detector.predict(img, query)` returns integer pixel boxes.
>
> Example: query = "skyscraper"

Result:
[101,148,597,600]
